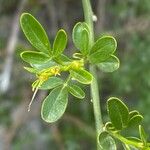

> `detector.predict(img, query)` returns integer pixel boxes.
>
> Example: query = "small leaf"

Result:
[41,86,68,123]
[89,36,117,64]
[70,69,93,84]
[97,55,120,72]
[128,115,143,127]
[72,22,90,55]
[105,122,116,131]
[31,60,57,70]
[39,77,63,89]
[107,97,129,130]
[98,131,116,150]
[24,67,39,73]
[129,110,139,119]
[53,29,67,57]
[20,13,51,54]
[68,84,85,99]
[21,51,50,64]
[139,125,147,146]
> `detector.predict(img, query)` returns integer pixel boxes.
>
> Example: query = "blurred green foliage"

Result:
[0,0,150,149]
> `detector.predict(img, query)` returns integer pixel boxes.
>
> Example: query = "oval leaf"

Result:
[128,115,143,127]
[70,69,93,84]
[107,97,129,130]
[72,22,90,55]
[20,13,51,54]
[89,36,117,64]
[39,77,63,90]
[97,55,120,72]
[98,131,116,150]
[21,51,50,64]
[53,29,67,57]
[41,86,68,123]
[68,84,85,99]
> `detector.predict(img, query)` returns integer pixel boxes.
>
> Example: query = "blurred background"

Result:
[0,0,150,149]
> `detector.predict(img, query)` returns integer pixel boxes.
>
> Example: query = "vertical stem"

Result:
[82,0,103,148]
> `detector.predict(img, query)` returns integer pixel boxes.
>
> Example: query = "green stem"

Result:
[82,0,103,149]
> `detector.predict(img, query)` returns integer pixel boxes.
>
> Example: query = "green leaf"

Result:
[123,144,131,150]
[20,13,51,54]
[72,22,90,55]
[128,115,143,127]
[70,69,93,84]
[89,36,117,64]
[53,29,67,57]
[107,97,129,130]
[129,110,139,119]
[39,77,63,90]
[105,122,116,131]
[98,131,116,150]
[139,125,147,146]
[57,54,71,63]
[68,84,85,99]
[97,55,120,72]
[41,86,68,123]
[21,51,50,64]
[31,60,57,70]
[24,67,39,73]
[126,137,142,143]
